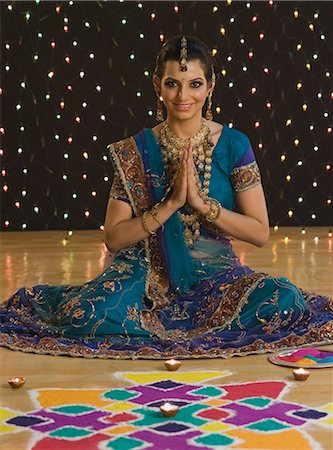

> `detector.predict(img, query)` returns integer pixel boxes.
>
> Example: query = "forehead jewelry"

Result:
[180,36,188,72]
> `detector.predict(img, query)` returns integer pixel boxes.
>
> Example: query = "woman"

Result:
[0,35,332,358]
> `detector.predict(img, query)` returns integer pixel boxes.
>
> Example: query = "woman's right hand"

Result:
[168,147,188,210]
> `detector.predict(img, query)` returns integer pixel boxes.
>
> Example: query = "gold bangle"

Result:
[150,205,164,230]
[141,211,156,235]
[204,198,222,223]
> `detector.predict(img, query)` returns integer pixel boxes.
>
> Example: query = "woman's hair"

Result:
[153,34,216,83]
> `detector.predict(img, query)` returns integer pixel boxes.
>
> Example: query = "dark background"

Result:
[1,1,332,231]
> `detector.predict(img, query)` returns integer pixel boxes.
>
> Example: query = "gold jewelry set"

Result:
[159,121,222,246]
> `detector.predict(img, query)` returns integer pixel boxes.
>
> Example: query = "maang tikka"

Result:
[180,36,188,71]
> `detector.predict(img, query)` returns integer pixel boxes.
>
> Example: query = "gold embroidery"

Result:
[140,311,186,341]
[109,171,128,200]
[0,321,332,359]
[107,138,147,215]
[205,272,267,330]
[231,161,261,192]
[107,138,170,312]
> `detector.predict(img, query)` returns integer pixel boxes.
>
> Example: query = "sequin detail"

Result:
[231,161,261,192]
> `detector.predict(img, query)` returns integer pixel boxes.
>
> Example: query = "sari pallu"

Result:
[0,127,332,358]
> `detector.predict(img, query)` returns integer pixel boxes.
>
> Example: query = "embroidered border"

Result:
[0,322,332,360]
[205,272,267,330]
[109,170,128,200]
[107,138,170,312]
[231,161,261,192]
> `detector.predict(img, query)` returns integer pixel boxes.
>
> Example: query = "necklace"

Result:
[159,120,214,246]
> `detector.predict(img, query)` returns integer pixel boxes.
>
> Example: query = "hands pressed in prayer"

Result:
[168,146,188,209]
[186,146,210,215]
[169,145,210,215]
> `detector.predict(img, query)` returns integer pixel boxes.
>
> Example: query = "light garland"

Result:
[0,1,331,237]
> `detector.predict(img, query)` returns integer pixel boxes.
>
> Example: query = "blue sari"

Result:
[0,125,332,358]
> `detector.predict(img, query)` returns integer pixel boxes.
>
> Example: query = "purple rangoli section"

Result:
[129,383,207,405]
[27,409,113,432]
[131,430,208,450]
[224,402,305,427]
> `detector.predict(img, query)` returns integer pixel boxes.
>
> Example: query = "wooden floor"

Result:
[0,227,332,449]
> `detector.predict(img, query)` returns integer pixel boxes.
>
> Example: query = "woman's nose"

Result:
[177,85,187,99]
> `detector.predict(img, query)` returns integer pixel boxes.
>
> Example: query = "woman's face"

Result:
[156,59,211,121]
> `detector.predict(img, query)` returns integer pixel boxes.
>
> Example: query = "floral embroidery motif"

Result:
[231,161,261,192]
[109,170,128,200]
[140,310,187,341]
[201,272,266,330]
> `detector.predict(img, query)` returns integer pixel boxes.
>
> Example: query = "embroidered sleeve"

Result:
[109,170,129,203]
[230,143,261,192]
[231,161,261,192]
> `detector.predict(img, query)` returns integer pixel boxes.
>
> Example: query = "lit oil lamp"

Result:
[293,368,310,381]
[160,402,179,417]
[8,377,26,388]
[164,359,182,371]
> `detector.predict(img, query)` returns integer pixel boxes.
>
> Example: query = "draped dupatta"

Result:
[107,129,197,314]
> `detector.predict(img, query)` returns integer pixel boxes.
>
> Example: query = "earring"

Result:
[156,95,164,122]
[205,91,213,121]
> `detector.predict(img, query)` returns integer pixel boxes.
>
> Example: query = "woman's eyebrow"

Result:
[164,77,204,81]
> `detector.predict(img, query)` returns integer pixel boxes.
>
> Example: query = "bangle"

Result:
[150,205,164,230]
[204,198,222,223]
[141,211,156,235]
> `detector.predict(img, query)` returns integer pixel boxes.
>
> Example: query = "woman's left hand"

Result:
[186,146,210,215]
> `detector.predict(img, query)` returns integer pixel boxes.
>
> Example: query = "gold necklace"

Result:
[159,121,214,246]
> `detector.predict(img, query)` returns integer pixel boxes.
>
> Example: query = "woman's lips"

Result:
[174,103,193,111]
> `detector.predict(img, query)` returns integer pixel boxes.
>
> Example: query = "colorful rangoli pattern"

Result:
[271,348,333,367]
[1,371,331,449]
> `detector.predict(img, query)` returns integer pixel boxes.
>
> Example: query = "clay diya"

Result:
[293,368,310,381]
[8,377,26,388]
[164,359,182,371]
[160,402,179,417]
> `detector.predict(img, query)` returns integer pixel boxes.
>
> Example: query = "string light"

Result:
[1,1,331,234]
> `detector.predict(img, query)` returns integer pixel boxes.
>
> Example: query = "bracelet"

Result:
[141,211,156,235]
[204,198,222,223]
[150,205,164,230]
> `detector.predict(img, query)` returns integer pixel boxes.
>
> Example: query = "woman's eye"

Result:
[165,81,178,87]
[164,80,203,88]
